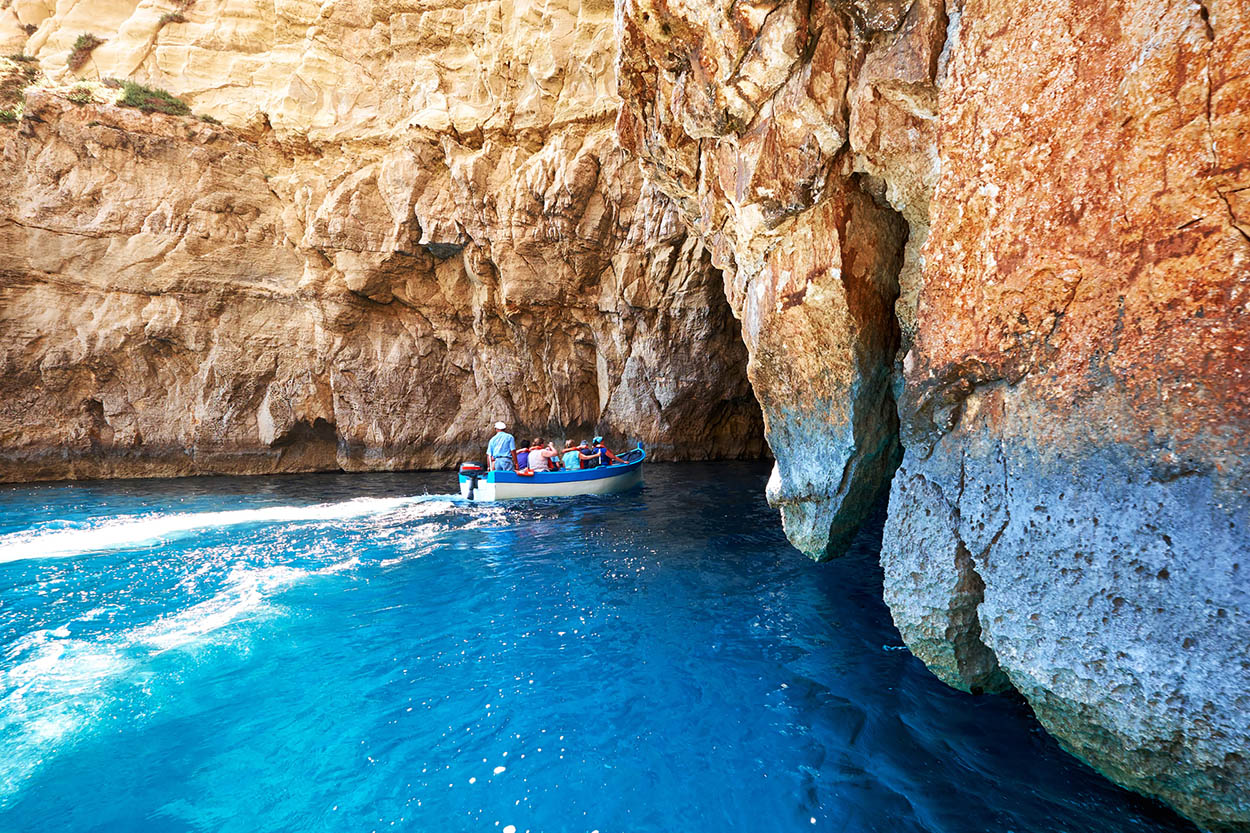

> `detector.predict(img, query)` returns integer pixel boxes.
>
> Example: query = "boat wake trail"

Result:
[0,495,460,563]
[0,559,356,805]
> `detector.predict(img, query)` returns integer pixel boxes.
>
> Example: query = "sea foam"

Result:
[0,496,457,563]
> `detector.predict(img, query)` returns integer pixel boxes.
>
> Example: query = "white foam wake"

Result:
[0,559,355,802]
[0,495,457,563]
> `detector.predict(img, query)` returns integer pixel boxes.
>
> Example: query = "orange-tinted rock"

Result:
[619,0,1250,827]
[883,0,1250,828]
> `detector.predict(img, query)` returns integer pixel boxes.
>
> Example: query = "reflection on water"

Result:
[0,464,1195,832]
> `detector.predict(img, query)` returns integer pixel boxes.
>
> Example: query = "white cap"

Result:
[495,421,506,430]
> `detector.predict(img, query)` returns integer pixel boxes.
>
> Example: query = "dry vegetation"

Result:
[67,33,105,71]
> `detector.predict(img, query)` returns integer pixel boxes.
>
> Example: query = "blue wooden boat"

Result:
[458,446,645,501]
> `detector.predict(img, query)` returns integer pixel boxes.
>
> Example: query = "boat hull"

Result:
[459,448,645,501]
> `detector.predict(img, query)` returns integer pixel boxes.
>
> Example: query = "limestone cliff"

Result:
[886,1,1250,828]
[0,0,764,480]
[3,0,1249,828]
[616,0,1249,829]
[616,0,921,558]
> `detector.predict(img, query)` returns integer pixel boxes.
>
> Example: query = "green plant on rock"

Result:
[197,113,221,125]
[67,33,104,71]
[116,80,190,116]
[67,86,94,105]
[6,54,36,63]
[2,56,39,108]
[157,0,195,30]
[0,109,18,124]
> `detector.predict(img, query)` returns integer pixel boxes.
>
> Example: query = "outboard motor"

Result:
[459,463,484,501]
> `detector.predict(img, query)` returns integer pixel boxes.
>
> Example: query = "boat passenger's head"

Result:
[593,436,604,446]
[494,421,506,431]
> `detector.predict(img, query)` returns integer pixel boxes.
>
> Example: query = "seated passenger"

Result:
[576,439,598,468]
[561,442,583,471]
[591,436,625,466]
[516,443,530,470]
[529,439,559,473]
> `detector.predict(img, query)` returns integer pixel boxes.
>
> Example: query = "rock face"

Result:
[618,0,1250,829]
[886,0,1250,828]
[3,0,1249,828]
[0,0,765,481]
[615,0,931,558]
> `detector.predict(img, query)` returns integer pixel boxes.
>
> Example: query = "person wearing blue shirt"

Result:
[486,421,517,471]
[590,436,624,467]
[561,442,583,471]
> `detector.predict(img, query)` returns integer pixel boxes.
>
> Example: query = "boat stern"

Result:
[458,463,489,501]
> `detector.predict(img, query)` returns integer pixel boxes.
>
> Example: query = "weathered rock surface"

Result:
[618,0,1250,828]
[885,0,1250,828]
[0,1,764,481]
[616,0,929,558]
[4,0,1250,828]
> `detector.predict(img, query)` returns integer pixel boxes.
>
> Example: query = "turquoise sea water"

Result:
[0,463,1194,832]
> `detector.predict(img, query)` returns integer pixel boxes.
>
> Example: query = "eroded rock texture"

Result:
[616,0,949,557]
[618,0,1250,828]
[886,0,1250,828]
[0,0,765,480]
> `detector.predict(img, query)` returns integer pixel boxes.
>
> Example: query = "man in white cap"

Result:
[487,421,517,471]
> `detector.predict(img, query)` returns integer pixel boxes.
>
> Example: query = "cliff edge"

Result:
[617,0,1248,828]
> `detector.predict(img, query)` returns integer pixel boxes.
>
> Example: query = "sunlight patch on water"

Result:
[0,558,357,805]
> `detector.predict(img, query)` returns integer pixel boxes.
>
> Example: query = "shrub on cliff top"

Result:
[158,0,195,29]
[116,80,190,116]
[67,33,104,71]
[67,86,94,106]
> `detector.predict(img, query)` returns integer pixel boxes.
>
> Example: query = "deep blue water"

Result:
[0,463,1194,833]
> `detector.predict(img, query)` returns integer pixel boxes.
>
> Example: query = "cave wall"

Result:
[886,1,1250,828]
[616,0,1250,828]
[0,0,765,481]
[615,0,932,558]
[2,0,1248,827]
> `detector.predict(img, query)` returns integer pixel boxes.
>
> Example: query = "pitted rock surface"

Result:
[0,1,765,480]
[616,0,950,557]
[884,0,1250,829]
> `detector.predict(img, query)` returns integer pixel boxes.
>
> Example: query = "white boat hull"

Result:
[458,448,645,501]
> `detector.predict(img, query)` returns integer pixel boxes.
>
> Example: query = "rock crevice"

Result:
[618,0,1250,829]
[0,6,767,481]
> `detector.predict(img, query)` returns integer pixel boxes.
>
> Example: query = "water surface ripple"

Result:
[0,463,1194,832]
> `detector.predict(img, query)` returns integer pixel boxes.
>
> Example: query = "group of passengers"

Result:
[485,421,624,473]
